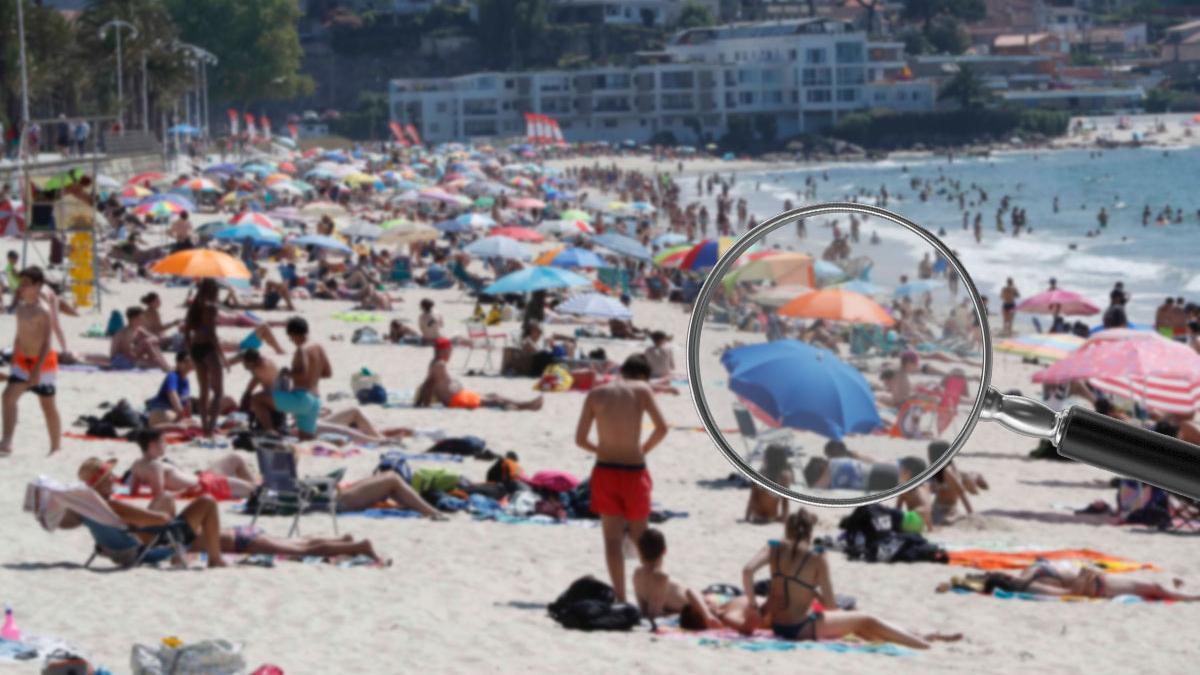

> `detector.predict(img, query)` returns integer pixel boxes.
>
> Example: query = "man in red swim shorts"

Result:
[574,354,668,602]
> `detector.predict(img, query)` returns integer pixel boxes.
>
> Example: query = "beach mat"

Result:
[950,587,1163,604]
[946,549,1158,573]
[653,622,914,656]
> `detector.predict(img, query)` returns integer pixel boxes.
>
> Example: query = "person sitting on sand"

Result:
[76,456,227,568]
[741,510,960,647]
[86,306,171,371]
[128,428,257,501]
[633,528,722,629]
[145,350,196,428]
[414,338,543,411]
[335,471,446,520]
[745,444,793,524]
[140,292,181,346]
[608,296,647,339]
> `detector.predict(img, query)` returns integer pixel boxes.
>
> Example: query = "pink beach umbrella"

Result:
[1088,374,1200,415]
[1033,330,1200,385]
[1016,289,1100,316]
[231,212,280,231]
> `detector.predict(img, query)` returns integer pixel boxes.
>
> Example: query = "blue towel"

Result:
[341,508,424,519]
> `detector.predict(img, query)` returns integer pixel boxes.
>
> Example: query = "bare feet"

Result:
[923,632,963,643]
[208,556,228,568]
[426,512,449,522]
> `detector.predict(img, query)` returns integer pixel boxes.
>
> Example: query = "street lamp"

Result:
[174,42,218,138]
[99,19,139,129]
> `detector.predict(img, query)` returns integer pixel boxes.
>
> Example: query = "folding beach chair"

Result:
[82,518,188,570]
[251,441,342,537]
[391,257,413,285]
[732,404,794,460]
[463,321,506,373]
[450,260,488,296]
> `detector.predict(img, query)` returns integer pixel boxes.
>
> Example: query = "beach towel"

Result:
[332,311,384,323]
[340,508,426,520]
[61,364,160,374]
[24,476,124,531]
[949,586,1160,605]
[946,549,1158,573]
[652,619,914,657]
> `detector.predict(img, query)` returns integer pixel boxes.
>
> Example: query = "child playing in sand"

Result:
[633,528,722,629]
[745,444,793,523]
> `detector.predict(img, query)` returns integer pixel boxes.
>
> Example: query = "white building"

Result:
[389,18,934,144]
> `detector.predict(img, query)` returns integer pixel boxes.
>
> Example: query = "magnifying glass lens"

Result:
[691,206,988,507]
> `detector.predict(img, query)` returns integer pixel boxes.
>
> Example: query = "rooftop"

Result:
[994,33,1056,48]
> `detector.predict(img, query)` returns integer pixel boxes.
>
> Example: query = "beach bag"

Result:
[355,384,387,405]
[350,368,382,395]
[535,364,573,392]
[839,504,902,562]
[375,451,413,483]
[567,479,594,519]
[131,639,245,675]
[528,470,580,494]
[105,310,125,337]
[549,576,641,632]
[486,456,523,484]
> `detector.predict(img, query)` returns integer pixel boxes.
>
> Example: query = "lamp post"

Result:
[99,19,139,129]
[175,42,218,138]
[15,0,31,158]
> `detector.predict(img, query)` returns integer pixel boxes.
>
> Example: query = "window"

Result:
[763,91,783,105]
[802,68,832,86]
[837,88,857,102]
[724,70,736,86]
[505,79,514,89]
[738,69,755,84]
[661,71,694,89]
[805,48,826,64]
[725,92,736,107]
[608,74,631,88]
[662,93,694,110]
[837,67,865,85]
[739,91,754,105]
[789,49,797,61]
[806,89,831,103]
[835,42,864,63]
[463,120,496,135]
[762,69,781,85]
[791,91,799,103]
[463,98,497,115]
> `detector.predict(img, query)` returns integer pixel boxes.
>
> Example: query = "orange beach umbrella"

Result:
[778,288,895,327]
[150,249,251,280]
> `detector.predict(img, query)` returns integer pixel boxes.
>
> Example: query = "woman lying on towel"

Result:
[739,510,962,648]
[944,561,1200,601]
[128,428,257,501]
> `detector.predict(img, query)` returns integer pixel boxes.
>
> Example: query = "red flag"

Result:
[538,114,551,144]
[260,115,271,141]
[227,109,239,136]
[287,123,299,140]
[404,123,422,147]
[244,113,257,140]
[388,121,408,146]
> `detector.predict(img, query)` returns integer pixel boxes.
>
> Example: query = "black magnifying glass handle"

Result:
[1057,407,1200,501]
[982,388,1200,501]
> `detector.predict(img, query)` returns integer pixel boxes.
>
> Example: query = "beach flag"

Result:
[388,121,409,146]
[244,113,257,140]
[404,123,422,147]
[260,115,271,141]
[548,116,564,143]
[227,109,239,136]
[287,122,299,140]
[523,113,535,142]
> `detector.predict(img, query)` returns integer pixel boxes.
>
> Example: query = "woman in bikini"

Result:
[741,510,960,648]
[184,278,227,438]
[744,444,792,524]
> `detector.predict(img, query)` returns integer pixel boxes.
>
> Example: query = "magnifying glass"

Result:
[686,202,1200,508]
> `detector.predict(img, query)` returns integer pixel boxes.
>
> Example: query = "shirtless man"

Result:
[129,428,256,501]
[1000,278,1020,336]
[275,317,331,440]
[169,210,194,251]
[1,267,61,454]
[101,306,170,371]
[415,338,543,411]
[574,354,668,602]
[240,348,282,432]
[633,528,722,629]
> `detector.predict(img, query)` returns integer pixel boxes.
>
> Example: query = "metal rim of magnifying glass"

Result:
[685,202,994,508]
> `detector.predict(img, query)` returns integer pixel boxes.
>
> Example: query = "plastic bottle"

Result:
[1,605,21,642]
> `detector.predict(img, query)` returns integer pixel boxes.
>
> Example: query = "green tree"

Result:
[937,64,993,109]
[925,16,970,54]
[853,0,883,36]
[475,0,548,69]
[0,0,84,124]
[165,0,314,104]
[677,1,715,28]
[902,0,985,30]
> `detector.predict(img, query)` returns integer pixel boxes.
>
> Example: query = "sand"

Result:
[2,193,1199,674]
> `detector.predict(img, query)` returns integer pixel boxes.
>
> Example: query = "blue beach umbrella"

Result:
[292,234,352,254]
[894,279,942,298]
[214,223,282,247]
[592,232,652,262]
[721,339,881,440]
[835,280,886,296]
[558,292,631,319]
[548,247,604,269]
[464,235,531,261]
[484,266,591,295]
[813,260,845,284]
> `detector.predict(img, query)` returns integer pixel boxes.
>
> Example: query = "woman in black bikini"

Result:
[184,278,227,438]
[741,510,960,648]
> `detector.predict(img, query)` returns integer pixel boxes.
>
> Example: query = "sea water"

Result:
[737,147,1200,325]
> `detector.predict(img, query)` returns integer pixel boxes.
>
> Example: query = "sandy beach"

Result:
[0,229,1197,673]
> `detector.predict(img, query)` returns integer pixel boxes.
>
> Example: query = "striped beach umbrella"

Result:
[0,199,25,237]
[679,237,736,271]
[230,212,280,231]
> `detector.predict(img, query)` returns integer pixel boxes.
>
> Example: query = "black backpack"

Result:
[428,436,495,459]
[838,505,902,562]
[548,576,640,632]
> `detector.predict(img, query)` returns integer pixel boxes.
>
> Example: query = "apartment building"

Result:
[389,18,933,144]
